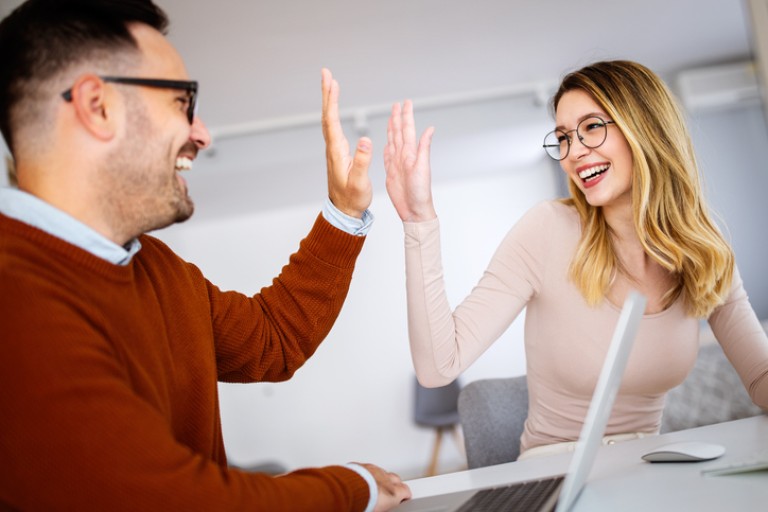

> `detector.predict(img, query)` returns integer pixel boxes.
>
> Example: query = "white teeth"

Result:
[175,157,192,171]
[578,164,609,180]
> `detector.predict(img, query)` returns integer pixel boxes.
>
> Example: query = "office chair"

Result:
[457,375,529,469]
[413,377,463,476]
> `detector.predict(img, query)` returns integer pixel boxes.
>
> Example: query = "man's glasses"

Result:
[61,76,199,124]
[542,116,616,161]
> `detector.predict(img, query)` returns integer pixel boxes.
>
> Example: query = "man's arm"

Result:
[208,213,365,382]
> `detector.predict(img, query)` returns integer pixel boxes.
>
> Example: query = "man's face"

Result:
[100,23,210,238]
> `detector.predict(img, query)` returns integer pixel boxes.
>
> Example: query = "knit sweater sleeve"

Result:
[204,213,366,382]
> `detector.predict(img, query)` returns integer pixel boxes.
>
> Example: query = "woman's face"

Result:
[555,89,634,212]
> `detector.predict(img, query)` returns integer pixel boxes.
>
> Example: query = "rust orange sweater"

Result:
[0,212,369,511]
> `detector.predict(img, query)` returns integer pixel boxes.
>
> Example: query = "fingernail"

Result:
[358,140,371,152]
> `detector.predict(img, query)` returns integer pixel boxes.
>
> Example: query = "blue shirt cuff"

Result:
[343,463,377,512]
[322,197,373,236]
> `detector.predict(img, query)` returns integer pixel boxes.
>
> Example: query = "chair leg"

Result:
[425,427,444,477]
[451,425,466,461]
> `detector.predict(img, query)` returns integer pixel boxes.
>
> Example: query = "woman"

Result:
[384,60,768,459]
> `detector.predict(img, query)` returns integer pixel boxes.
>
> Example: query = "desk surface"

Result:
[399,415,768,511]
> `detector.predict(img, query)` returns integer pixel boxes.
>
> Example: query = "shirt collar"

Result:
[0,187,141,265]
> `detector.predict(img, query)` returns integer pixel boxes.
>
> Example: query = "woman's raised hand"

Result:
[383,100,437,222]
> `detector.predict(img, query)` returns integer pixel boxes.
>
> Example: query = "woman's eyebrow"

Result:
[555,112,608,131]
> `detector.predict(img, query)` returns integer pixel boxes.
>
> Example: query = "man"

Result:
[0,0,410,510]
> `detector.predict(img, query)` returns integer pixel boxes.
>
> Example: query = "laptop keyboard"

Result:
[455,475,564,512]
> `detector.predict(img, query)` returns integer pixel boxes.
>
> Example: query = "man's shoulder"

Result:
[137,233,173,254]
[135,234,202,275]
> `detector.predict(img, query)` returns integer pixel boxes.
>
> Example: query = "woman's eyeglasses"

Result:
[543,116,615,161]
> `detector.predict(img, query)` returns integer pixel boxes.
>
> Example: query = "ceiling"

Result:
[0,0,761,220]
[0,0,756,128]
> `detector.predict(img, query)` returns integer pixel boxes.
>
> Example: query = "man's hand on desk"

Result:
[359,463,412,511]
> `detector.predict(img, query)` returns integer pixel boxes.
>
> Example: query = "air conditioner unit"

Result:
[675,60,760,113]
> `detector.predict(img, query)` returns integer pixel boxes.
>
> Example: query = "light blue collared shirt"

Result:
[323,197,374,237]
[0,187,141,265]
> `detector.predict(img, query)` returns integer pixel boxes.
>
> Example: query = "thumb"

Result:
[349,137,373,182]
[415,126,435,170]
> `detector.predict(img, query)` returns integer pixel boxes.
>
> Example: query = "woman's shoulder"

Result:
[519,199,580,230]
[501,199,580,251]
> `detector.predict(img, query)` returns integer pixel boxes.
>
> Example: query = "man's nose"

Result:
[190,115,211,150]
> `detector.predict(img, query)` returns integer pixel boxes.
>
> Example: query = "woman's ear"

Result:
[66,74,119,141]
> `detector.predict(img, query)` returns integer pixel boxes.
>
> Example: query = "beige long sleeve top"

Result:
[404,200,768,453]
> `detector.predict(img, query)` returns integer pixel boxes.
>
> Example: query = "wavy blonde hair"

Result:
[552,60,733,318]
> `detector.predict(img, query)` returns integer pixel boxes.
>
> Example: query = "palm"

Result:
[321,69,372,219]
[383,101,436,222]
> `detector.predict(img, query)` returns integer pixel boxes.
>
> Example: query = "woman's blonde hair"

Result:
[552,60,733,317]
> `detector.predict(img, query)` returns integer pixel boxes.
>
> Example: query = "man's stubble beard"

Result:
[99,100,195,242]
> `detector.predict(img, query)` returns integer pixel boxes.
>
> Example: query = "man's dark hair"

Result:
[0,0,169,154]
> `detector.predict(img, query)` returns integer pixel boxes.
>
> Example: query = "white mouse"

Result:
[641,441,726,462]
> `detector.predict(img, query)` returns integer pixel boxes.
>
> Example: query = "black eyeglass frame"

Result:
[61,76,199,124]
[542,117,616,161]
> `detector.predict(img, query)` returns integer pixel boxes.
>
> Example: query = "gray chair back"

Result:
[413,378,461,428]
[457,375,528,469]
[661,342,764,432]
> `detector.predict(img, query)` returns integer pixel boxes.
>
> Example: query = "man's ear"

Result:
[67,74,120,141]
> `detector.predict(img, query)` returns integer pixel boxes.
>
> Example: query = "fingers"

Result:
[402,100,416,149]
[386,100,428,149]
[384,104,399,171]
[385,475,412,504]
[382,472,412,507]
[415,125,435,168]
[391,102,403,151]
[384,100,434,169]
[321,68,342,145]
[321,68,330,116]
[359,463,412,511]
[384,101,407,171]
[349,137,373,184]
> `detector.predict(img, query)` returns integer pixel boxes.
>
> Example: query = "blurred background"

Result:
[2,0,767,479]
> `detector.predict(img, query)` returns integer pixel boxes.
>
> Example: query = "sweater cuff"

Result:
[302,213,366,269]
[343,464,377,512]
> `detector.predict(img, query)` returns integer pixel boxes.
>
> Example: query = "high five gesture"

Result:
[321,68,373,219]
[383,100,436,222]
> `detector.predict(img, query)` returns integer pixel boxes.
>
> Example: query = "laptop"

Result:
[395,291,647,512]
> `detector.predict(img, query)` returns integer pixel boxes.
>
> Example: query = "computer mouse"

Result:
[641,441,726,462]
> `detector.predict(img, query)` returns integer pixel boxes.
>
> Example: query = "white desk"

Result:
[399,415,768,511]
